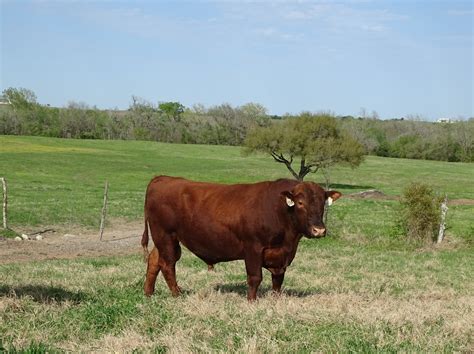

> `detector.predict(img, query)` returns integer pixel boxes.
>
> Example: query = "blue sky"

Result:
[1,1,473,120]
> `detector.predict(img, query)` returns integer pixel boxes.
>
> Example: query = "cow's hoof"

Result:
[171,286,182,297]
[144,287,155,297]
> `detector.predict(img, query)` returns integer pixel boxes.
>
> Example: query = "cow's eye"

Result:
[297,201,304,207]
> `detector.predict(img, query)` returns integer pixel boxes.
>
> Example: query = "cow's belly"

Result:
[177,221,245,263]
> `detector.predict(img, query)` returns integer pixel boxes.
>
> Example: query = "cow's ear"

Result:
[281,191,295,207]
[326,191,342,206]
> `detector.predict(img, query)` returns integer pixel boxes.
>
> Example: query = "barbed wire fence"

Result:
[1,176,454,244]
[0,176,143,242]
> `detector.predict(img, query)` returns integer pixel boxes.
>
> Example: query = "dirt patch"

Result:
[449,198,474,206]
[347,189,397,200]
[0,219,143,264]
[347,190,473,206]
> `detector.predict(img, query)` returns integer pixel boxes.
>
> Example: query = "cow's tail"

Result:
[141,215,150,263]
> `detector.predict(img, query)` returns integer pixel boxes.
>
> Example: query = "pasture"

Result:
[0,135,473,352]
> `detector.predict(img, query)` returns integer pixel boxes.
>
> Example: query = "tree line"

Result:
[339,116,473,162]
[0,88,270,146]
[0,87,472,162]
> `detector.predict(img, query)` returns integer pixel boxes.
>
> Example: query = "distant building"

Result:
[0,95,11,105]
[437,118,453,123]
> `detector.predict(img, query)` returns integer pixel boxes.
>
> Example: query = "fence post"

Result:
[1,177,7,229]
[99,181,109,240]
[437,194,448,244]
[322,169,331,231]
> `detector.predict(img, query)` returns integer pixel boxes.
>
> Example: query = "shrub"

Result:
[399,182,442,243]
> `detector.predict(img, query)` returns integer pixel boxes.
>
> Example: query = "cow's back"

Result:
[145,176,297,263]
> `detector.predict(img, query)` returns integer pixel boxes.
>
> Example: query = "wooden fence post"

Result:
[322,169,331,230]
[99,181,109,240]
[437,194,448,244]
[1,177,7,229]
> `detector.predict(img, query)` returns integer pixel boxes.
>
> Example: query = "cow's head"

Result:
[282,182,341,238]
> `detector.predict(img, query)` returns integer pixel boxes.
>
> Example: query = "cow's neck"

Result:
[282,208,306,242]
[288,229,303,252]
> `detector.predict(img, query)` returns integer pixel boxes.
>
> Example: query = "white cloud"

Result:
[33,2,408,45]
[361,24,386,32]
[283,10,314,20]
[280,32,304,41]
[79,6,163,38]
[256,27,278,37]
[254,27,303,42]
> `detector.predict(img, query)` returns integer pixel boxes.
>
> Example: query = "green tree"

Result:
[240,102,270,127]
[244,113,365,180]
[130,96,156,113]
[2,87,37,110]
[158,101,185,122]
[452,120,474,162]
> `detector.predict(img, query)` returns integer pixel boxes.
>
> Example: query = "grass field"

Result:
[1,244,472,352]
[0,135,473,352]
[0,135,472,234]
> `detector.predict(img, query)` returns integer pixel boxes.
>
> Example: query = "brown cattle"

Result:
[142,176,341,301]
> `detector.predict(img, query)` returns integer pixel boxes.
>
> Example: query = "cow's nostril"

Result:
[312,226,326,236]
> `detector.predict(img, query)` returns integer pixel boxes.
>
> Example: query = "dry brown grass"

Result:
[1,242,473,352]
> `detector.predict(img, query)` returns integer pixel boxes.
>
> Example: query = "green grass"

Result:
[0,135,473,234]
[330,155,474,198]
[0,135,473,351]
[0,242,472,352]
[0,228,19,239]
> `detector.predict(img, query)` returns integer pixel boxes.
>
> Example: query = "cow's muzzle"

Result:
[309,226,326,238]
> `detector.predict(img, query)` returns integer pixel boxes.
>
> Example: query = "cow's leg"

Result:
[144,247,161,296]
[244,255,263,301]
[270,268,286,294]
[158,237,182,297]
[148,218,182,297]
